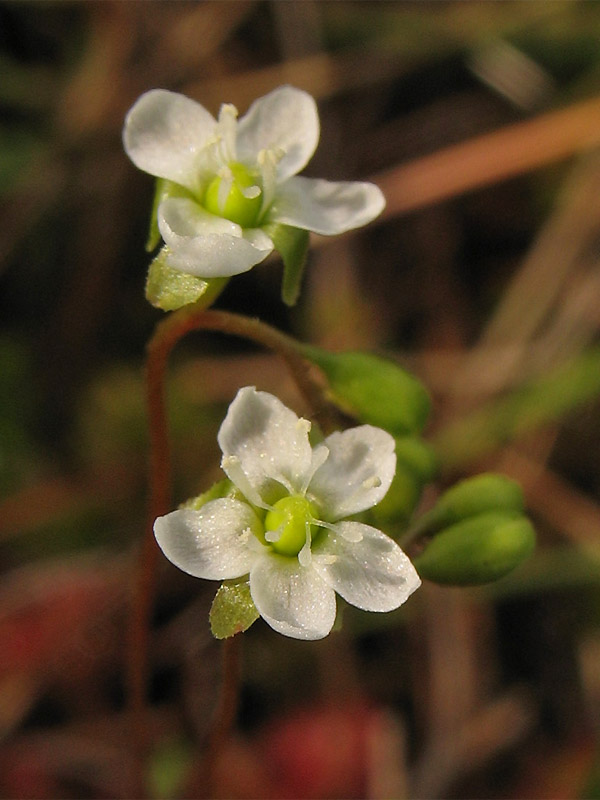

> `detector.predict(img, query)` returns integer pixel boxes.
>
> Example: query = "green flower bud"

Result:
[394,436,438,483]
[414,511,535,585]
[204,162,262,228]
[301,347,431,435]
[371,465,421,528]
[418,473,524,535]
[370,438,437,528]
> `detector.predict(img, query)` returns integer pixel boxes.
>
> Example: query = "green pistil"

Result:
[204,162,262,228]
[264,495,317,558]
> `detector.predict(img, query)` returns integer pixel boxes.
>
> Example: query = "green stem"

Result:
[127,305,337,788]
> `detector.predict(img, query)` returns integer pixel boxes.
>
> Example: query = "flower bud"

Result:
[414,511,535,585]
[370,437,437,528]
[302,348,431,435]
[418,473,524,534]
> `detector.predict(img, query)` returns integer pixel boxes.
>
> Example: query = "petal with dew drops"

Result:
[158,198,273,277]
[218,387,314,505]
[123,90,216,193]
[269,176,385,235]
[313,522,421,612]
[153,499,261,581]
[309,425,396,519]
[237,86,319,182]
[250,553,336,640]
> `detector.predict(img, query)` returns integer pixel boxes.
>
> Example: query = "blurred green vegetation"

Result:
[2,2,600,798]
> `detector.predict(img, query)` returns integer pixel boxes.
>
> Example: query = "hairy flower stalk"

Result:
[154,387,421,640]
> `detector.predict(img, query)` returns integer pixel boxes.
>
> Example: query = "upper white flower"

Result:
[154,387,420,640]
[123,86,385,278]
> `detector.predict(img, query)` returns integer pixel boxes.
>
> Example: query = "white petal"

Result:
[158,197,273,277]
[123,90,216,193]
[309,426,396,519]
[312,522,421,612]
[218,387,314,504]
[153,499,261,580]
[269,176,385,235]
[236,86,319,182]
[250,553,336,639]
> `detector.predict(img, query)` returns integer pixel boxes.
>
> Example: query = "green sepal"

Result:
[145,178,191,252]
[417,473,524,536]
[301,347,431,435]
[145,247,228,312]
[181,479,238,511]
[263,222,310,307]
[210,579,259,639]
[414,511,535,586]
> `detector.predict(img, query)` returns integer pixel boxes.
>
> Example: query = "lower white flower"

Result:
[154,387,421,640]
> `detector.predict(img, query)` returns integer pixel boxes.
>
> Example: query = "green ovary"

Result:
[204,162,262,228]
[264,495,318,558]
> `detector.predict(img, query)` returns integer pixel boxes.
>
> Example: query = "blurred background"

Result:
[3,1,600,797]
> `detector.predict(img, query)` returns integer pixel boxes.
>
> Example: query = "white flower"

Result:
[154,387,420,640]
[123,86,385,278]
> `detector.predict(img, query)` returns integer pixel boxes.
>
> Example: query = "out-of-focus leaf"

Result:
[433,348,600,469]
[0,128,42,194]
[148,737,192,800]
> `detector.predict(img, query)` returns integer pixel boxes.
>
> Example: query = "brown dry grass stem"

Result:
[373,93,600,221]
[127,305,332,790]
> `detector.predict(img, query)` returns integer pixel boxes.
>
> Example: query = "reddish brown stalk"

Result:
[127,306,333,790]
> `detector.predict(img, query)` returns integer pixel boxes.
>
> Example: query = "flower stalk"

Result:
[127,304,339,773]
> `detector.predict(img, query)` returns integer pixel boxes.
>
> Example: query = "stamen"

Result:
[217,167,233,213]
[238,527,252,544]
[300,443,329,495]
[221,455,270,510]
[362,476,382,490]
[217,103,238,162]
[257,147,283,218]
[319,554,338,565]
[241,184,261,200]
[265,526,283,543]
[298,522,313,567]
[313,517,363,543]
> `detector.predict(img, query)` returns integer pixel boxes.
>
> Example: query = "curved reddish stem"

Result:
[127,306,335,790]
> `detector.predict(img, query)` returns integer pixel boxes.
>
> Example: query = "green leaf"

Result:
[414,511,535,586]
[145,248,228,312]
[264,222,310,306]
[301,347,431,435]
[433,347,600,469]
[210,579,259,639]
